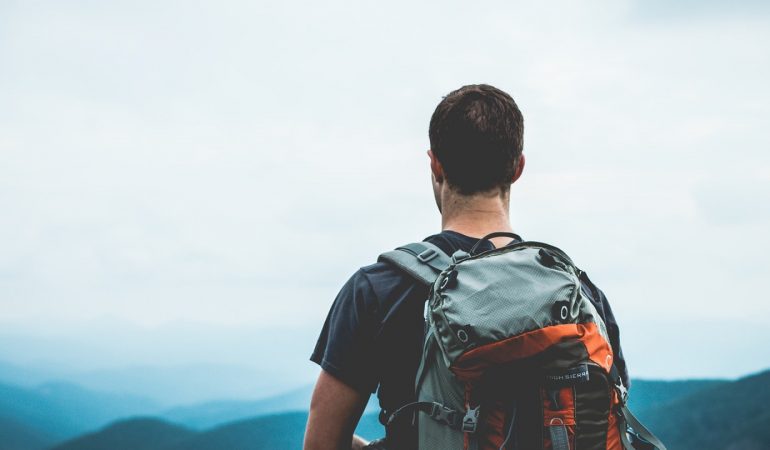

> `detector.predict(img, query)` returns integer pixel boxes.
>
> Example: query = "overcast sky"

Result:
[1,0,769,384]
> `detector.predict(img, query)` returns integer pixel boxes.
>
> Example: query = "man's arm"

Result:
[303,369,370,450]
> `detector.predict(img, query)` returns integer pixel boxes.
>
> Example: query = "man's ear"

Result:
[511,153,526,184]
[428,149,445,183]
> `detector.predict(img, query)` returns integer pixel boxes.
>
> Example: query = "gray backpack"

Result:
[378,232,665,450]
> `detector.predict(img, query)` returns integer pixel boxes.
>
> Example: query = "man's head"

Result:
[428,84,525,209]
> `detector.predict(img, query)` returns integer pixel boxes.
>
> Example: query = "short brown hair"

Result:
[428,84,524,195]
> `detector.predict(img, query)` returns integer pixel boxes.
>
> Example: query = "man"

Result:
[303,84,628,450]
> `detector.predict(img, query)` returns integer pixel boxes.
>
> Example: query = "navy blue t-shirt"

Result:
[310,230,628,449]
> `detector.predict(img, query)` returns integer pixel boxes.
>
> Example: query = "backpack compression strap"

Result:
[377,242,452,286]
[619,405,668,450]
[610,365,667,450]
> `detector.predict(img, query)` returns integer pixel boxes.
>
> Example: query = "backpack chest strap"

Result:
[386,401,479,433]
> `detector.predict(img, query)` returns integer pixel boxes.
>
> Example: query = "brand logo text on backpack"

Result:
[545,364,590,385]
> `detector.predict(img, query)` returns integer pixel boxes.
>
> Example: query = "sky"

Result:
[1,0,769,396]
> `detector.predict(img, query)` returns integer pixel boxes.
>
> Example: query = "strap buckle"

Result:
[417,248,438,263]
[462,406,480,433]
[615,381,629,406]
[429,402,460,428]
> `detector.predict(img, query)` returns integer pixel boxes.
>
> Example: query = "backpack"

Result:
[377,232,665,450]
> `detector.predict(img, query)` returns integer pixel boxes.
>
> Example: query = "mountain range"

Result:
[161,384,381,429]
[0,380,160,444]
[1,367,769,450]
[639,370,770,450]
[49,413,383,450]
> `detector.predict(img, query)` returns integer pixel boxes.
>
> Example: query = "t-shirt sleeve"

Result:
[579,272,631,388]
[310,269,380,394]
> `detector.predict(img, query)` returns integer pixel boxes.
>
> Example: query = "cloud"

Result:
[694,172,770,225]
[0,0,768,378]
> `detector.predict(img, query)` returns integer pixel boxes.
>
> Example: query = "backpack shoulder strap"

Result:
[377,242,452,286]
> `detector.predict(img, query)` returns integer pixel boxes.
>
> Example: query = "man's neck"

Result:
[439,188,515,246]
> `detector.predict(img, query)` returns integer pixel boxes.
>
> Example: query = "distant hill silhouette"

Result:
[0,416,55,450]
[163,384,379,429]
[44,413,382,450]
[69,363,282,406]
[642,369,770,450]
[168,412,307,450]
[0,381,159,442]
[162,385,314,429]
[0,362,57,388]
[50,418,194,450]
[628,378,727,416]
[0,382,83,441]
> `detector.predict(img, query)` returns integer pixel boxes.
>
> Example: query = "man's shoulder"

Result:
[348,231,492,311]
[347,237,447,306]
[357,258,421,299]
[360,259,401,277]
